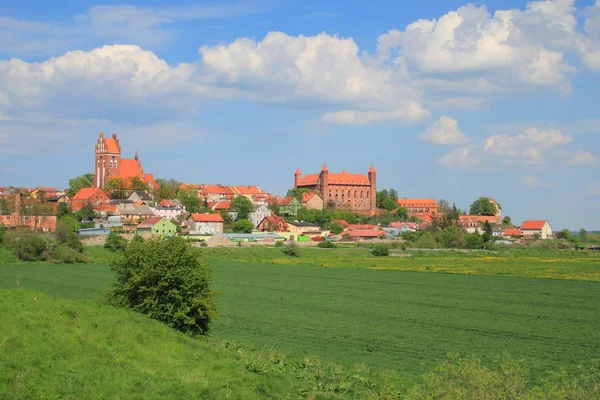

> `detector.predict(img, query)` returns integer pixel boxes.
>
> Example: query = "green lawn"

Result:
[2,248,599,385]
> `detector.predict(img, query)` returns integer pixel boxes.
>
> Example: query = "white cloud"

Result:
[378,1,578,89]
[198,31,427,124]
[418,116,468,145]
[438,146,478,169]
[567,150,597,166]
[521,175,548,187]
[578,2,600,70]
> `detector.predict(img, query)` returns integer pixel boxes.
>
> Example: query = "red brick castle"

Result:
[294,164,377,216]
[93,132,155,189]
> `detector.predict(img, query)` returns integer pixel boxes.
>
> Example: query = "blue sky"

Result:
[0,0,599,229]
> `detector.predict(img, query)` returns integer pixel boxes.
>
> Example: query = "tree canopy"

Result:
[66,174,94,197]
[154,179,181,202]
[376,189,398,211]
[233,219,254,233]
[469,197,497,216]
[105,178,128,199]
[230,196,253,220]
[177,188,202,214]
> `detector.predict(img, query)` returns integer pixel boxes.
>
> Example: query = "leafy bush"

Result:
[282,242,299,257]
[0,224,5,244]
[55,220,84,252]
[104,232,128,252]
[274,241,284,248]
[328,223,345,235]
[108,237,216,336]
[371,244,389,257]
[3,231,48,261]
[52,244,86,264]
[317,240,336,249]
[465,233,484,249]
[233,219,253,233]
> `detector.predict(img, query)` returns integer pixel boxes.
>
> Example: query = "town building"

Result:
[153,200,184,220]
[93,132,156,189]
[128,190,153,203]
[287,221,324,239]
[504,228,523,238]
[457,215,501,234]
[301,192,323,210]
[257,216,288,232]
[137,216,177,236]
[0,193,57,232]
[276,196,302,217]
[294,164,377,216]
[118,204,155,229]
[521,220,553,239]
[71,188,110,212]
[248,204,271,228]
[397,199,438,214]
[188,213,224,235]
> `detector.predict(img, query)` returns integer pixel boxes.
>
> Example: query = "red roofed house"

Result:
[93,132,156,189]
[331,219,349,227]
[257,216,288,232]
[521,220,553,239]
[458,215,501,234]
[397,199,438,214]
[188,213,224,235]
[0,193,57,232]
[300,191,324,210]
[503,228,523,238]
[200,185,235,203]
[347,224,378,231]
[344,230,386,240]
[294,164,377,216]
[71,188,110,212]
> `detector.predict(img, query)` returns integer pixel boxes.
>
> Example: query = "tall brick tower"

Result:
[94,133,122,188]
[368,164,377,215]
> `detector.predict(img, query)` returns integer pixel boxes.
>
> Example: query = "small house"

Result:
[521,220,553,239]
[188,213,224,235]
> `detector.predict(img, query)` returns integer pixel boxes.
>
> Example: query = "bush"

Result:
[465,233,484,249]
[104,232,128,252]
[371,244,389,257]
[4,231,48,261]
[52,244,86,264]
[0,224,5,244]
[328,223,345,235]
[275,241,284,248]
[107,237,216,336]
[55,220,83,252]
[282,242,299,257]
[317,240,336,249]
[233,219,253,233]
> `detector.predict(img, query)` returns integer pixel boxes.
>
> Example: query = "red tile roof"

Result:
[504,228,523,236]
[137,216,163,229]
[277,196,295,206]
[301,192,320,203]
[458,215,501,224]
[327,172,370,185]
[120,159,143,179]
[398,199,438,208]
[72,187,104,200]
[347,224,378,231]
[344,230,385,238]
[201,185,235,194]
[214,201,230,210]
[521,220,548,230]
[261,216,288,229]
[104,138,120,153]
[331,219,349,227]
[190,213,223,222]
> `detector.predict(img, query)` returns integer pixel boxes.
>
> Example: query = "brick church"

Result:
[93,132,155,189]
[294,164,377,216]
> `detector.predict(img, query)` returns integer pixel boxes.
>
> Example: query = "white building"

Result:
[248,204,271,228]
[153,200,184,220]
[521,220,553,239]
[187,213,224,235]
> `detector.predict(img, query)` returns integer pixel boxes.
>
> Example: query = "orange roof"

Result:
[190,213,223,223]
[458,215,501,224]
[398,199,438,208]
[347,224,378,231]
[104,138,120,154]
[118,159,142,179]
[72,187,103,200]
[301,192,320,203]
[332,219,349,227]
[137,216,163,229]
[521,220,548,230]
[411,212,437,223]
[261,216,288,229]
[278,196,295,206]
[389,221,418,229]
[201,185,235,194]
[214,201,230,210]
[345,230,385,238]
[327,172,370,185]
[504,228,523,236]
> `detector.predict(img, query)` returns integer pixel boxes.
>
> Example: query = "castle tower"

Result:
[94,133,122,188]
[320,163,329,209]
[294,167,301,188]
[368,165,377,215]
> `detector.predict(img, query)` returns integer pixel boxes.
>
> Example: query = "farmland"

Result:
[1,246,599,386]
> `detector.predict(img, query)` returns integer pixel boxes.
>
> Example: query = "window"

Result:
[115,160,118,169]
[110,160,113,168]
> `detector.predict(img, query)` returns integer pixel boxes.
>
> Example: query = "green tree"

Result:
[105,232,128,252]
[397,206,409,220]
[502,216,512,226]
[286,188,318,201]
[233,219,253,233]
[469,197,497,216]
[317,240,336,248]
[56,202,71,218]
[230,196,253,220]
[105,178,128,199]
[129,176,149,191]
[465,233,484,249]
[282,242,299,257]
[560,229,575,243]
[371,244,390,256]
[66,174,94,197]
[75,203,96,222]
[154,178,180,202]
[59,215,81,233]
[439,203,460,229]
[108,237,216,336]
[579,229,588,242]
[376,189,398,211]
[328,223,345,235]
[177,188,201,214]
[0,224,5,244]
[55,220,84,252]
[4,231,48,261]
[437,199,451,214]
[482,221,493,235]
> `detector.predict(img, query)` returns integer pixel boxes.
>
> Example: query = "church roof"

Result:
[104,138,120,153]
[120,159,143,179]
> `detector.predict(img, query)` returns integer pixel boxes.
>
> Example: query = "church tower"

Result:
[368,164,377,215]
[94,132,122,188]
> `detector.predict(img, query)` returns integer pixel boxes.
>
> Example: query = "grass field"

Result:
[2,246,600,387]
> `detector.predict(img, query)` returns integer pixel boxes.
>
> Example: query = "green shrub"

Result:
[465,233,484,249]
[108,237,216,336]
[233,219,254,233]
[274,241,284,248]
[3,231,48,261]
[55,220,84,252]
[328,223,345,235]
[317,240,336,249]
[0,224,5,244]
[104,232,128,252]
[371,244,389,257]
[282,242,299,257]
[52,244,86,264]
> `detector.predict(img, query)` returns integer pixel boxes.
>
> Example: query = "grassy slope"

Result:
[0,289,299,399]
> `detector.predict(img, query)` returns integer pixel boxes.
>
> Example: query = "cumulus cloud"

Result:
[321,104,429,125]
[378,1,578,89]
[567,150,597,166]
[418,116,468,145]
[439,127,579,169]
[521,176,548,187]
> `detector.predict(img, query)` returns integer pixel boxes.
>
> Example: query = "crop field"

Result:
[1,246,600,384]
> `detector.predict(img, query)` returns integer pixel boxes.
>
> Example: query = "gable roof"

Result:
[260,215,287,226]
[118,204,155,216]
[214,201,230,210]
[72,187,105,200]
[521,220,549,230]
[504,228,523,236]
[344,230,385,238]
[278,196,298,206]
[301,192,320,203]
[331,219,349,227]
[130,190,153,201]
[104,137,120,154]
[120,159,143,179]
[137,216,164,229]
[190,213,224,223]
